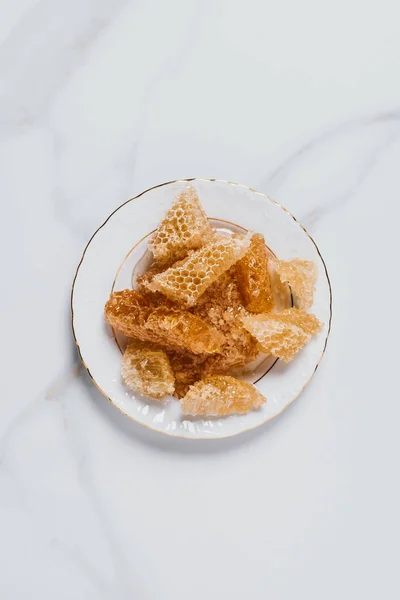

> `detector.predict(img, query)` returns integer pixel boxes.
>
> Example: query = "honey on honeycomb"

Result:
[148,186,213,265]
[104,289,160,343]
[242,308,322,362]
[121,340,175,399]
[274,259,317,309]
[104,187,324,412]
[202,328,259,376]
[167,351,207,398]
[180,375,266,416]
[145,306,226,355]
[105,289,226,354]
[135,262,167,292]
[192,268,259,375]
[236,233,274,313]
[145,234,251,306]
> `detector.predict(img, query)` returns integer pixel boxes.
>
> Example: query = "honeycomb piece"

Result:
[121,340,174,399]
[104,290,160,343]
[167,351,207,398]
[274,259,317,309]
[181,375,266,416]
[242,308,322,362]
[148,186,214,265]
[268,261,293,310]
[145,307,225,355]
[145,234,252,306]
[236,233,274,313]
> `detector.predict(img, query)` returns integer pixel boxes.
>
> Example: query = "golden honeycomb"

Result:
[180,375,266,416]
[104,187,323,411]
[274,259,317,309]
[104,289,160,343]
[148,185,214,265]
[121,340,175,399]
[145,306,226,355]
[202,328,259,376]
[192,267,258,375]
[105,289,225,354]
[167,351,207,398]
[236,233,274,313]
[145,234,251,306]
[242,308,322,362]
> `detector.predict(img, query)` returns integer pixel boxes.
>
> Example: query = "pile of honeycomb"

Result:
[104,185,322,415]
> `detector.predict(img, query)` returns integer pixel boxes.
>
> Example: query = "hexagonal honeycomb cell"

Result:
[242,308,322,362]
[145,234,252,306]
[236,233,274,313]
[148,185,214,265]
[145,306,226,355]
[180,375,266,416]
[274,259,317,309]
[121,340,174,399]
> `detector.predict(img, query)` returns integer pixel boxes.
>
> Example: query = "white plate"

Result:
[71,178,332,439]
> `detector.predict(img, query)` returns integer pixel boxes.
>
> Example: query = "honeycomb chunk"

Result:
[148,185,213,265]
[167,351,207,398]
[181,375,266,416]
[121,340,174,399]
[274,259,317,309]
[242,308,322,362]
[105,289,225,354]
[145,307,225,355]
[104,290,160,343]
[145,234,252,306]
[236,233,274,313]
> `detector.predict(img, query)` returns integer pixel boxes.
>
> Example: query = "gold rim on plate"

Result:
[70,178,333,439]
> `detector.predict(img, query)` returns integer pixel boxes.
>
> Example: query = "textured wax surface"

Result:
[148,185,213,265]
[167,351,208,398]
[105,289,225,355]
[145,234,251,306]
[104,289,162,343]
[193,268,259,374]
[274,259,317,309]
[236,233,274,313]
[121,340,175,399]
[242,308,322,362]
[181,375,266,416]
[145,306,225,355]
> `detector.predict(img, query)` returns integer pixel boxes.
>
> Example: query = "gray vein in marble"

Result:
[0,0,129,130]
[50,0,206,241]
[259,110,400,229]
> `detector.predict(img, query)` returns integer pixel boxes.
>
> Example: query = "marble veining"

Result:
[1,0,400,598]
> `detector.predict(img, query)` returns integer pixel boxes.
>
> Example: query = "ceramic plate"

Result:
[71,178,332,439]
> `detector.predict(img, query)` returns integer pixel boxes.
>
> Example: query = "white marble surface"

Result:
[1,0,399,597]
